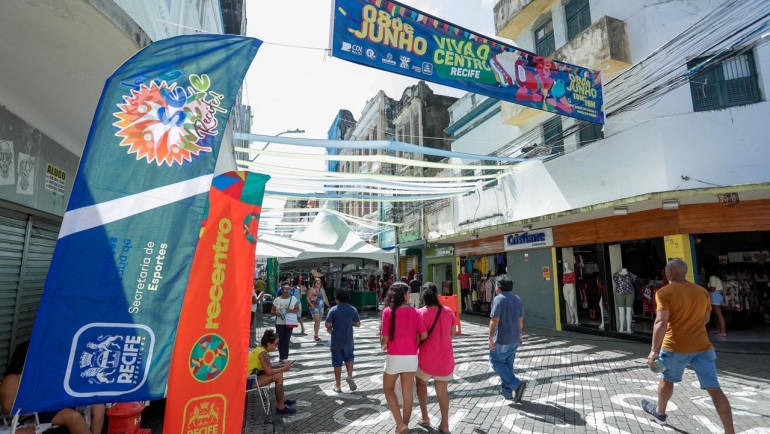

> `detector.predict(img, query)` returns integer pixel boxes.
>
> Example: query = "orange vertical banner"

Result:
[164,171,269,433]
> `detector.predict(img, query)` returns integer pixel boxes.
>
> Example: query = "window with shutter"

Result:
[543,117,564,154]
[534,18,555,57]
[578,122,604,147]
[688,50,761,112]
[566,0,591,41]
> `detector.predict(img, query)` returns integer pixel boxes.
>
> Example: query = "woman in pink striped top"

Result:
[381,282,427,434]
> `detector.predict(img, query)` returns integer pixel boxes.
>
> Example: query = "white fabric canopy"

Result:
[276,211,394,265]
[255,233,311,259]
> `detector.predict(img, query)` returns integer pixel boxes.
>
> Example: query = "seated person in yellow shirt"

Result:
[248,329,298,415]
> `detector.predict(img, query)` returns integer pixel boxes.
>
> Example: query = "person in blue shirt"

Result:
[488,274,525,403]
[325,288,361,393]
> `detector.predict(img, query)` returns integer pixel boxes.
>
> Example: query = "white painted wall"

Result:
[115,0,224,41]
[443,0,770,236]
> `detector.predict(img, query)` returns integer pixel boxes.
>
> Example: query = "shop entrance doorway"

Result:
[694,231,770,342]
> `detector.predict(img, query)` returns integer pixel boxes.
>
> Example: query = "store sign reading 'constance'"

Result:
[503,228,554,251]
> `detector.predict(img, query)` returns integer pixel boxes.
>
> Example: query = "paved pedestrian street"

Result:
[244,313,770,434]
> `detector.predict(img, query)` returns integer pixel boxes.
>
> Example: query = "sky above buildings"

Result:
[243,0,498,142]
[243,0,499,218]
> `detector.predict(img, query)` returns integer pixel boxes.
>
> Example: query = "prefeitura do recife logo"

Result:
[113,73,226,167]
[64,323,155,397]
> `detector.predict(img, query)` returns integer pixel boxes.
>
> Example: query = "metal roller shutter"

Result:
[0,208,28,370]
[12,216,59,349]
[0,207,61,372]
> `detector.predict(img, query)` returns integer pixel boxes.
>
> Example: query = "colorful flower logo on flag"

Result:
[113,74,226,167]
[189,334,230,382]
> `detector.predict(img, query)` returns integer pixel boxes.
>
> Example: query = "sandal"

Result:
[332,385,342,393]
[416,421,431,428]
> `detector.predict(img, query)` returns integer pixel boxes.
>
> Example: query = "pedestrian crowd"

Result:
[246,258,736,434]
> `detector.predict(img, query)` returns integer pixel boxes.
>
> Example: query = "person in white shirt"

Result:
[707,272,726,337]
[273,282,300,363]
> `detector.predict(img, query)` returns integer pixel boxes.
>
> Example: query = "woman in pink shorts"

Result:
[381,282,427,434]
[415,284,455,434]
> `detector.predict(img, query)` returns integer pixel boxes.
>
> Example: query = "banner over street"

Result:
[331,0,604,124]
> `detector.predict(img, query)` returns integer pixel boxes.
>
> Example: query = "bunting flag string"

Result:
[262,174,483,188]
[235,147,514,170]
[265,190,466,202]
[265,179,477,193]
[261,208,402,227]
[233,133,541,163]
[238,160,505,181]
[266,184,473,196]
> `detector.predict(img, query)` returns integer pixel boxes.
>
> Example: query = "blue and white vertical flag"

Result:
[14,34,261,413]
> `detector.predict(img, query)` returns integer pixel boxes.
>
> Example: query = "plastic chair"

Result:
[246,375,273,422]
[2,411,52,434]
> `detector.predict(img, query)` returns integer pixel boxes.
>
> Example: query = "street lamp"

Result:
[249,128,305,162]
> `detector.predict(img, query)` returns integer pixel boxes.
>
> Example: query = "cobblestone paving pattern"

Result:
[241,313,770,434]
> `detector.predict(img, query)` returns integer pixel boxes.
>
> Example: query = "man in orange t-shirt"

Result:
[642,259,734,433]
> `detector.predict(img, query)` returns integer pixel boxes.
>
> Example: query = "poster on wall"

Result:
[330,0,604,124]
[0,140,14,185]
[16,153,35,195]
[45,163,68,213]
[44,163,66,195]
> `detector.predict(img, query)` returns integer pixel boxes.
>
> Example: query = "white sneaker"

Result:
[345,376,357,391]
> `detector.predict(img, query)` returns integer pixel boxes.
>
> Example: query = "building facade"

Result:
[327,83,457,277]
[433,0,770,343]
[391,83,457,278]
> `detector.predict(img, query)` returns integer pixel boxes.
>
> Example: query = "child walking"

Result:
[325,288,361,392]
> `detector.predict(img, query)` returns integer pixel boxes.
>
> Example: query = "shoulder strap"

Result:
[419,307,443,348]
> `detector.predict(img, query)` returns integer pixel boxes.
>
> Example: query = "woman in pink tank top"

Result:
[380,283,427,434]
